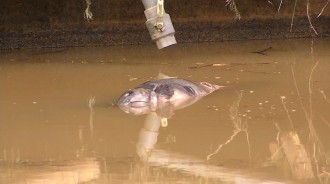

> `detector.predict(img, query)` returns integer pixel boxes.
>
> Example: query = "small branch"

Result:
[226,0,241,20]
[319,89,330,104]
[277,0,283,13]
[88,96,96,139]
[245,130,252,167]
[280,96,295,130]
[84,0,93,20]
[270,121,282,161]
[207,92,249,161]
[320,117,330,129]
[317,0,330,18]
[290,66,308,120]
[308,62,318,113]
[290,0,298,32]
[306,0,318,35]
[252,47,273,55]
[207,130,241,160]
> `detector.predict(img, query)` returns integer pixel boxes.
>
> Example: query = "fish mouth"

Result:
[117,101,152,115]
[128,101,149,108]
[116,89,157,114]
[117,100,149,108]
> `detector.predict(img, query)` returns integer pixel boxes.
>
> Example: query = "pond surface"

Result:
[0,39,330,184]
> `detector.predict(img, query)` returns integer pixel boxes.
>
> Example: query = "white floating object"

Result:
[161,118,168,127]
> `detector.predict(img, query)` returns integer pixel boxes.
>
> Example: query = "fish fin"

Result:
[200,82,225,93]
[157,73,177,80]
[136,83,156,91]
[155,84,174,99]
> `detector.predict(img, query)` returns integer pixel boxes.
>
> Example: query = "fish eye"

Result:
[124,90,133,97]
[183,86,195,95]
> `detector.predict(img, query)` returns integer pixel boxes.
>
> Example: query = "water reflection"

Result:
[0,158,100,184]
[136,112,161,162]
[119,78,288,183]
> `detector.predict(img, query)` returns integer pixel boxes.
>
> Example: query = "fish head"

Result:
[199,82,224,94]
[117,88,157,115]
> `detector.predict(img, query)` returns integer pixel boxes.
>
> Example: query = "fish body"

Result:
[117,78,223,117]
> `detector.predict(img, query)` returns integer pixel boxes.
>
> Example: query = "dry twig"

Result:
[290,0,298,32]
[226,0,241,20]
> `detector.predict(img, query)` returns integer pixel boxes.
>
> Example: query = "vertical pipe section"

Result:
[141,0,177,49]
[142,0,157,9]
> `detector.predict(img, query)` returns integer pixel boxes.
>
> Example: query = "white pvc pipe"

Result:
[141,0,177,49]
[141,0,157,9]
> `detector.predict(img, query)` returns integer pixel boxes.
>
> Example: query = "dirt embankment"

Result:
[0,0,329,49]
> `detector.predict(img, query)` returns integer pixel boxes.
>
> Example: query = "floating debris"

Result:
[129,78,138,81]
[161,118,168,127]
[189,63,229,69]
[189,62,271,69]
[252,47,273,55]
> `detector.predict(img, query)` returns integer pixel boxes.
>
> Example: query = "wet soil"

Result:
[1,17,330,50]
[0,0,329,49]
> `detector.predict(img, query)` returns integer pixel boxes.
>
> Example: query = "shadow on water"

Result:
[0,38,330,183]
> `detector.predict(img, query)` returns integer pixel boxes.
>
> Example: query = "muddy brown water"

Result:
[0,38,330,184]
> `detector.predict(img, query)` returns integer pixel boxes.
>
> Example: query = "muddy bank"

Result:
[1,17,329,50]
[0,0,329,49]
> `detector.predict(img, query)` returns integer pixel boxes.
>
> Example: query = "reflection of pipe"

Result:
[135,113,288,184]
[136,112,161,161]
[141,0,177,49]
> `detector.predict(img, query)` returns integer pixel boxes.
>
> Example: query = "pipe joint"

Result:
[143,5,176,49]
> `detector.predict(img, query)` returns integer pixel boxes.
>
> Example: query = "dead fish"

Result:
[117,78,224,117]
